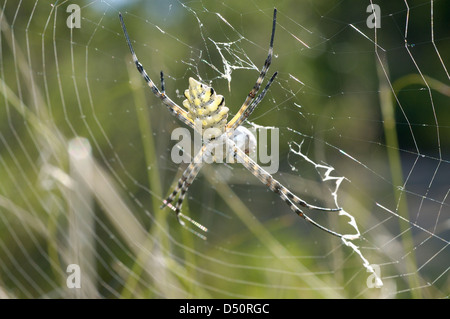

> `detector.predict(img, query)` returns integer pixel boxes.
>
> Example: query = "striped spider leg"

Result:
[226,138,344,238]
[160,145,206,222]
[119,13,195,130]
[226,9,278,130]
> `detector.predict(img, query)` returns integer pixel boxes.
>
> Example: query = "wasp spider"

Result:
[120,9,344,238]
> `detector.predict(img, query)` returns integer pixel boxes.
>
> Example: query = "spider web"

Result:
[0,0,448,298]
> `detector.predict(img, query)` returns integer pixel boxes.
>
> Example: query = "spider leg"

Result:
[278,191,344,238]
[173,159,204,214]
[160,71,165,94]
[231,138,340,212]
[162,146,208,234]
[119,13,194,129]
[164,161,204,230]
[226,71,277,132]
[226,138,344,238]
[160,161,201,211]
[161,145,206,213]
[160,168,190,211]
[161,159,203,229]
[227,8,277,130]
[162,167,209,238]
[161,160,204,214]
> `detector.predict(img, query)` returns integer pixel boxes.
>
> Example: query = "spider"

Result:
[119,9,345,238]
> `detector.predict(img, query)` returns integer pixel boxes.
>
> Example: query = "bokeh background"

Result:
[0,0,449,298]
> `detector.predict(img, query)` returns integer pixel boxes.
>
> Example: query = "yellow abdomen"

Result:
[183,78,229,137]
